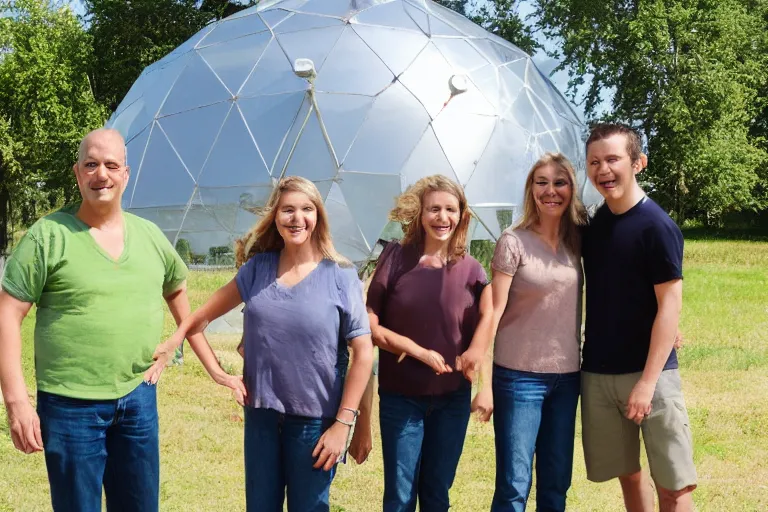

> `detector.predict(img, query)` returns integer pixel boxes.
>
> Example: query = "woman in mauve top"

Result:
[487,153,587,512]
[366,175,494,512]
[165,177,373,512]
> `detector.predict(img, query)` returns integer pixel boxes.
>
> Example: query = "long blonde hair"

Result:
[235,176,349,267]
[516,153,587,255]
[388,174,471,262]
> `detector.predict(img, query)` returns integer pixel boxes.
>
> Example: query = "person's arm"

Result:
[313,333,374,471]
[164,279,243,347]
[470,341,495,422]
[368,309,452,374]
[469,269,512,422]
[625,279,683,424]
[144,281,246,403]
[348,371,375,464]
[456,284,494,382]
[0,290,42,454]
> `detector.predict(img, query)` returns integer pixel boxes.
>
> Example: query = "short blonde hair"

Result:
[516,153,587,255]
[235,176,349,267]
[388,175,471,262]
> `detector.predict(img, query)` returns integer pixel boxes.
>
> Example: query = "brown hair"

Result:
[234,176,349,267]
[516,153,588,255]
[585,123,643,162]
[388,174,471,262]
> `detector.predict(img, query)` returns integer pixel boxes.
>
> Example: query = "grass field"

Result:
[1,236,767,511]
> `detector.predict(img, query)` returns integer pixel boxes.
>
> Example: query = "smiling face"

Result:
[73,130,130,208]
[532,163,573,221]
[586,133,644,206]
[421,190,461,246]
[274,190,317,248]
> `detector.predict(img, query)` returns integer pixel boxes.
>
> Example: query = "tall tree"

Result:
[536,0,768,224]
[0,0,107,254]
[436,0,540,55]
[84,0,255,111]
[472,0,540,55]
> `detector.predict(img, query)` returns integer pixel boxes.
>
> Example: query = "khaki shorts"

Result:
[581,369,697,491]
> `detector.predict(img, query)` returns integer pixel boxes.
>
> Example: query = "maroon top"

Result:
[367,242,488,396]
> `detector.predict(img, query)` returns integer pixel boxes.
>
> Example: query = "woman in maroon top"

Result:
[366,174,494,512]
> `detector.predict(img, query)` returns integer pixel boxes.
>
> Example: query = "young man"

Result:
[581,123,697,512]
[0,128,243,511]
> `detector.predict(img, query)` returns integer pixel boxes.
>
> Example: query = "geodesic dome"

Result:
[108,0,598,266]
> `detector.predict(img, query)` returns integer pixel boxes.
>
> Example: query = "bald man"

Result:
[0,129,200,511]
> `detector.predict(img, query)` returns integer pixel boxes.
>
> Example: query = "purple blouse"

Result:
[236,252,370,418]
[367,242,488,396]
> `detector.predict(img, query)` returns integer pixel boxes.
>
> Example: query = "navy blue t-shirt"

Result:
[581,197,683,374]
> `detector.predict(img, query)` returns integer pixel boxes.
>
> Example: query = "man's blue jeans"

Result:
[491,367,580,512]
[36,382,159,512]
[378,385,471,512]
[244,407,336,512]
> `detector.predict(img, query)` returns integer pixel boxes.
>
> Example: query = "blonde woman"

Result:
[488,153,587,511]
[164,176,374,512]
[366,175,494,512]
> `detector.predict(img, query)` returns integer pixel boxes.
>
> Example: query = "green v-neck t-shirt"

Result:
[2,204,188,399]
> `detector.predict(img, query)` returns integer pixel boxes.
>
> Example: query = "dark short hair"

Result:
[586,123,643,162]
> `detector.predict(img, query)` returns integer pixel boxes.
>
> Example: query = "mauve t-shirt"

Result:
[491,228,583,374]
[367,242,488,396]
[235,252,370,419]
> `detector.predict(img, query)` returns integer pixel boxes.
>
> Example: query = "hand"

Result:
[455,347,484,383]
[312,421,350,471]
[625,379,656,425]
[143,341,175,385]
[674,330,685,350]
[6,400,43,454]
[471,388,494,422]
[215,373,247,406]
[416,349,453,375]
[348,422,372,464]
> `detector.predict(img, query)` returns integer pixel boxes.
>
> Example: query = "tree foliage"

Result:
[84,0,255,111]
[471,0,540,55]
[0,0,107,253]
[436,0,540,55]
[536,0,768,224]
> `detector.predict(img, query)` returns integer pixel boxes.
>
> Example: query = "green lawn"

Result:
[1,238,767,511]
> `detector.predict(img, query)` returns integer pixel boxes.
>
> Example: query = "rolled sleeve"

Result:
[162,245,188,296]
[2,232,46,304]
[339,267,371,341]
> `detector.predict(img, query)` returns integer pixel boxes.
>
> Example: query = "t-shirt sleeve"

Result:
[366,242,399,318]
[338,267,372,341]
[469,258,489,302]
[647,221,684,284]
[155,229,188,295]
[491,232,522,277]
[235,255,258,303]
[1,229,46,304]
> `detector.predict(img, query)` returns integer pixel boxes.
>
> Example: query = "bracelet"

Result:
[335,417,355,427]
[341,407,359,419]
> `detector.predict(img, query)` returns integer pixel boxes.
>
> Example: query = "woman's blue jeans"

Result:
[378,384,471,512]
[244,407,336,512]
[491,366,580,512]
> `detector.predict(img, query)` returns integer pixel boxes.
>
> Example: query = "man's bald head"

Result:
[78,128,127,164]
